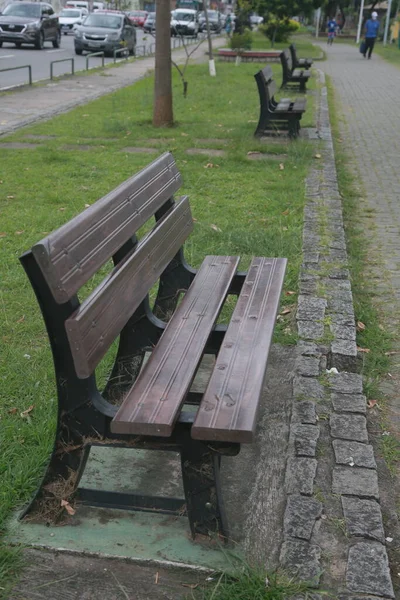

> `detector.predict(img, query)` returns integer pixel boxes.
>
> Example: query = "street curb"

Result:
[279,70,394,598]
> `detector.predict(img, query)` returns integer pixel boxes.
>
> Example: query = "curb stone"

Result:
[279,70,394,597]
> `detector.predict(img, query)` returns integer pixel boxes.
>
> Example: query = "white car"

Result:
[171,9,199,37]
[59,7,87,34]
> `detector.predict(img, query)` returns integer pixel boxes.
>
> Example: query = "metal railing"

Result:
[85,51,105,70]
[50,57,74,80]
[113,47,129,63]
[0,64,32,86]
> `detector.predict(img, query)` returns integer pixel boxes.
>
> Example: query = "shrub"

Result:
[229,29,253,51]
[260,18,300,43]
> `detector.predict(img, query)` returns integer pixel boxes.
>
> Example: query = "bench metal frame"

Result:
[280,50,310,92]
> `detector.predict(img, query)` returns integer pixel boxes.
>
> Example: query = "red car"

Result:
[127,10,147,27]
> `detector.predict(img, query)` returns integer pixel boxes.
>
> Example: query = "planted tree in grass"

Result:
[229,29,253,64]
[153,0,173,126]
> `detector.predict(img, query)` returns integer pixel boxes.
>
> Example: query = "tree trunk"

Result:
[153,0,173,127]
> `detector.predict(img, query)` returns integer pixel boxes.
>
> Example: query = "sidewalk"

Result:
[319,42,400,593]
[0,37,226,136]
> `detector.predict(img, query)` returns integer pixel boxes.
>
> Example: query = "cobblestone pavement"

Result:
[318,44,400,594]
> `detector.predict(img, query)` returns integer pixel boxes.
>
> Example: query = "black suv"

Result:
[0,2,60,49]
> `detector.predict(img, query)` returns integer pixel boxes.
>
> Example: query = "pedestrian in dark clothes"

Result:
[364,11,379,59]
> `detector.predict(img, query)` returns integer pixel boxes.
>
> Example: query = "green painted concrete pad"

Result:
[8,445,237,571]
[8,507,233,571]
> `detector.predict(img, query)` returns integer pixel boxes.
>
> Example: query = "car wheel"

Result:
[35,31,44,50]
[52,30,61,48]
[63,32,68,35]
[75,48,83,55]
[15,42,22,48]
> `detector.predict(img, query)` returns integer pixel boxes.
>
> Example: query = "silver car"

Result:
[74,11,136,56]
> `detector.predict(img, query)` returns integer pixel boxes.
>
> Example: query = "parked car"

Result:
[74,11,136,56]
[59,7,87,35]
[198,10,221,33]
[65,1,89,11]
[127,10,147,27]
[171,9,199,37]
[250,14,263,27]
[143,11,155,33]
[0,2,60,49]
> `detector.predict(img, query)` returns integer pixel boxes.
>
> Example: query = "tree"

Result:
[153,0,173,127]
[255,0,323,45]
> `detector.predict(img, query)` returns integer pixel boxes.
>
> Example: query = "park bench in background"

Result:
[289,43,313,70]
[254,65,306,139]
[280,49,311,92]
[20,152,286,541]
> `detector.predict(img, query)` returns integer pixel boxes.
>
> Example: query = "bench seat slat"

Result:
[111,255,240,436]
[191,257,287,444]
[65,197,193,379]
[32,152,181,303]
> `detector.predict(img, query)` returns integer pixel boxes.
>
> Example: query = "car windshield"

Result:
[3,3,41,17]
[146,13,155,19]
[83,14,122,28]
[176,12,194,21]
[60,9,81,17]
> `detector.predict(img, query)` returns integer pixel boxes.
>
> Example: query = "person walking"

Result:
[363,11,380,59]
[327,17,337,45]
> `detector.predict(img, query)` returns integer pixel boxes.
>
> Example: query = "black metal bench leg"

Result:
[181,435,229,541]
[300,80,306,93]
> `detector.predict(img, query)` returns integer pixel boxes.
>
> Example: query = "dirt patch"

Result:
[9,548,204,600]
[23,135,56,140]
[0,142,40,149]
[194,139,228,146]
[62,145,97,151]
[246,152,288,161]
[186,148,226,157]
[121,147,159,154]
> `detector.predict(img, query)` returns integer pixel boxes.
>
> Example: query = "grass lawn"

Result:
[0,58,317,596]
[251,31,323,58]
[373,40,400,66]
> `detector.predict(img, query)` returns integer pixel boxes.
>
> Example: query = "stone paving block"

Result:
[285,457,317,495]
[332,467,379,499]
[284,494,322,540]
[341,497,385,543]
[303,252,320,264]
[331,313,356,327]
[293,424,320,457]
[331,393,366,414]
[299,279,319,295]
[280,540,321,587]
[327,373,363,395]
[346,542,394,598]
[297,341,324,357]
[333,440,376,469]
[186,148,226,157]
[293,376,325,401]
[297,296,327,321]
[292,401,318,425]
[330,323,356,341]
[330,413,368,442]
[295,356,321,377]
[297,320,325,340]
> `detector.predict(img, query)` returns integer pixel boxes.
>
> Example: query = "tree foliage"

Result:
[255,0,324,21]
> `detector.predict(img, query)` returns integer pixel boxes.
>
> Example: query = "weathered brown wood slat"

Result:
[65,197,193,379]
[32,153,181,303]
[191,257,287,444]
[111,255,240,436]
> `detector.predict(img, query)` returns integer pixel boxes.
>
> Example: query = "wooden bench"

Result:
[280,49,311,92]
[254,65,307,139]
[289,43,313,70]
[20,152,287,540]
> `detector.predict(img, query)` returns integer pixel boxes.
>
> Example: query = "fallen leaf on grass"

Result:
[280,308,291,315]
[337,138,343,143]
[59,207,66,211]
[285,291,296,296]
[279,163,285,170]
[155,572,159,584]
[8,407,18,415]
[357,321,366,331]
[17,315,25,323]
[281,209,289,215]
[357,346,370,353]
[61,499,76,516]
[0,233,7,238]
[181,133,189,137]
[367,400,378,409]
[15,231,24,235]
[7,195,14,199]
[21,405,34,418]
[84,204,90,208]
[210,224,222,232]
[314,153,322,159]
[385,351,400,356]
[181,583,199,590]
[204,163,214,168]
[247,151,260,156]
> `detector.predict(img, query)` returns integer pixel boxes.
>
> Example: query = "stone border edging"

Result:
[278,70,395,599]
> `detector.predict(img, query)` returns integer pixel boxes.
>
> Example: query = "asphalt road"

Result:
[0,28,160,90]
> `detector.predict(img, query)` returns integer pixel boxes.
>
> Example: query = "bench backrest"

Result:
[280,49,292,79]
[29,152,193,379]
[254,65,277,108]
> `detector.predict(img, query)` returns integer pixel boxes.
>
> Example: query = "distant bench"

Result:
[254,65,307,138]
[289,43,313,69]
[280,49,311,92]
[20,152,287,540]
